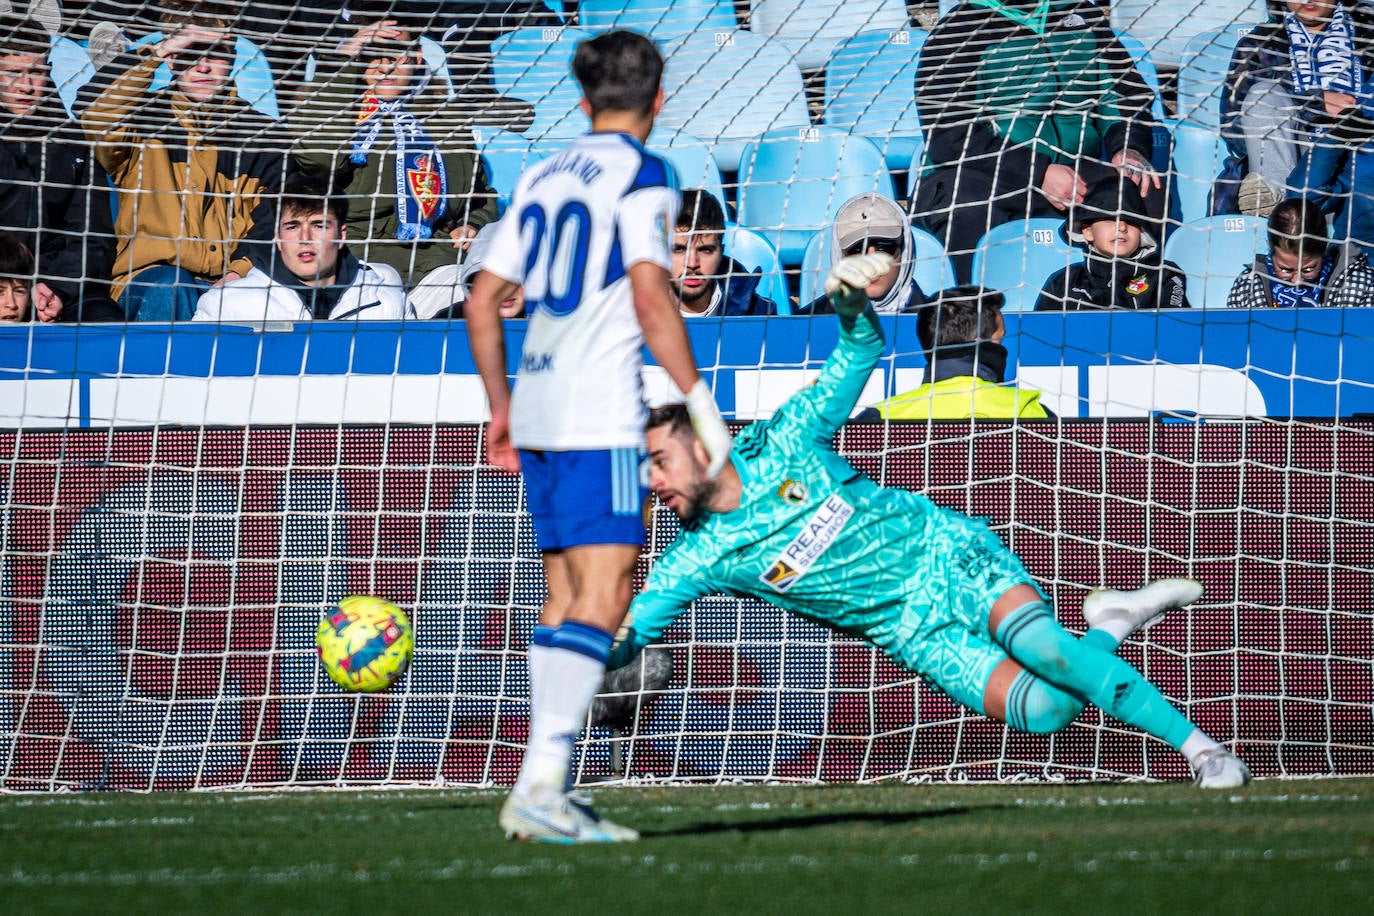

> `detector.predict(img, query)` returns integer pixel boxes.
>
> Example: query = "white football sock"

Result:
[1181,728,1222,767]
[514,646,605,794]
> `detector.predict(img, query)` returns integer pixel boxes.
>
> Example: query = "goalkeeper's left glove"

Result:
[685,377,732,478]
[824,252,894,319]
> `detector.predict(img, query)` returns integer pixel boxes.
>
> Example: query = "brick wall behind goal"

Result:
[2,421,1371,790]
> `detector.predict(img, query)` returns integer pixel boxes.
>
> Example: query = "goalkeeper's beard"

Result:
[662,470,719,525]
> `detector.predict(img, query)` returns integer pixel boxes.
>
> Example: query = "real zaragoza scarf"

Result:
[1267,250,1336,307]
[1287,6,1363,97]
[351,95,449,241]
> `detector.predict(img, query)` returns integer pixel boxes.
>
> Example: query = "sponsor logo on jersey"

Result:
[1127,274,1150,296]
[777,478,808,504]
[758,493,853,593]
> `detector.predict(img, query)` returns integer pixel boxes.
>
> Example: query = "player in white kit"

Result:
[464,30,732,843]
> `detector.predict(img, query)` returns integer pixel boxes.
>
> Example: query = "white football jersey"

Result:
[483,132,680,451]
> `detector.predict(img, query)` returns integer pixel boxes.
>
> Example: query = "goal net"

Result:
[3,1,1374,790]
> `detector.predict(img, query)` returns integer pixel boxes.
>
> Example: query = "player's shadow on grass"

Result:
[645,805,982,838]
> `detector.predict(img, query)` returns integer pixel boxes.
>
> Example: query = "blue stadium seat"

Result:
[417,36,454,99]
[1114,30,1168,122]
[1109,0,1265,69]
[578,1,736,38]
[1175,24,1256,129]
[723,224,793,314]
[749,0,909,71]
[488,27,591,143]
[971,218,1085,313]
[129,32,280,119]
[657,30,810,172]
[49,35,94,117]
[798,223,956,307]
[1162,214,1268,308]
[736,126,895,266]
[474,127,554,213]
[1172,120,1231,224]
[822,28,927,171]
[647,129,726,207]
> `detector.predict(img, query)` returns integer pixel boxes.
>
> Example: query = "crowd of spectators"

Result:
[3,0,1374,331]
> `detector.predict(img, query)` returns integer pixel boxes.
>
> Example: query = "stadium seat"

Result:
[474,127,554,213]
[1113,30,1168,122]
[822,28,928,171]
[971,218,1086,313]
[48,34,94,117]
[1108,0,1265,69]
[798,223,956,307]
[646,129,726,207]
[418,36,454,99]
[129,32,280,119]
[748,0,910,71]
[488,26,592,142]
[723,224,793,315]
[736,126,895,266]
[1172,120,1231,224]
[1175,24,1256,129]
[657,30,810,172]
[577,0,737,38]
[1162,214,1268,308]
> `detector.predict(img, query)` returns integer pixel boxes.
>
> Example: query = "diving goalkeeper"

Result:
[611,253,1251,789]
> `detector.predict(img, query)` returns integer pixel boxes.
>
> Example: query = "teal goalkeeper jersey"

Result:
[610,309,946,670]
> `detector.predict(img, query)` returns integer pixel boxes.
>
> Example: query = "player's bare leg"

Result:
[502,544,641,842]
[986,581,1250,788]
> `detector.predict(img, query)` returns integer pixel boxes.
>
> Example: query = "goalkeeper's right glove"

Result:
[824,252,894,319]
[685,377,732,478]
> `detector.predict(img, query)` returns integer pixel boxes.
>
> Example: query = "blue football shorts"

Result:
[519,447,649,551]
[891,506,1045,716]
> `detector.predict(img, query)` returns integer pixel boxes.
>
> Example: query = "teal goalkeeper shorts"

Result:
[888,506,1045,716]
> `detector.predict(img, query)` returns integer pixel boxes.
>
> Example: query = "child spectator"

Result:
[287,21,518,318]
[0,231,34,323]
[803,192,928,314]
[1037,181,1189,310]
[671,189,778,317]
[194,177,410,321]
[78,2,292,321]
[859,285,1051,421]
[0,14,121,322]
[1228,196,1374,307]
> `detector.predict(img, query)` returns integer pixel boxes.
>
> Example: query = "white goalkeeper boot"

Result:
[1193,748,1252,789]
[500,784,639,844]
[1082,578,1204,643]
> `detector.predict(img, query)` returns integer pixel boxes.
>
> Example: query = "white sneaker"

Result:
[1193,748,1252,789]
[500,786,639,843]
[1082,578,1204,640]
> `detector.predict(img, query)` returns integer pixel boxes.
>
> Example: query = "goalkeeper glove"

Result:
[824,252,894,318]
[685,378,732,478]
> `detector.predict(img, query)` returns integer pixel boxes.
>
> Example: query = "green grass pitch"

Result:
[4,780,1373,913]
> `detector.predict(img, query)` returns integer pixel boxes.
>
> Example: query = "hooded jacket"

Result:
[0,93,120,319]
[861,342,1051,420]
[286,51,520,284]
[1036,211,1189,310]
[193,249,411,321]
[78,49,291,301]
[682,257,779,317]
[803,195,926,314]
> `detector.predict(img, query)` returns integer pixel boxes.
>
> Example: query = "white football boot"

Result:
[500,785,639,843]
[1082,578,1205,642]
[1192,748,1253,789]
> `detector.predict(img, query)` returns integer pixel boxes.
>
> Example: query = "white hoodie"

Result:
[193,262,413,322]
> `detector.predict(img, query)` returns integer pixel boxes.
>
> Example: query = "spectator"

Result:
[194,176,410,321]
[671,189,778,317]
[912,0,1163,283]
[0,13,121,322]
[78,3,292,321]
[1037,180,1189,310]
[287,20,516,318]
[803,192,927,314]
[0,231,34,322]
[418,221,527,319]
[858,286,1051,420]
[1228,196,1374,307]
[1221,0,1374,217]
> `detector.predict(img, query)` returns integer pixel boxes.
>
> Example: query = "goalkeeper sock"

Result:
[1003,669,1084,734]
[514,621,612,795]
[996,600,1195,751]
